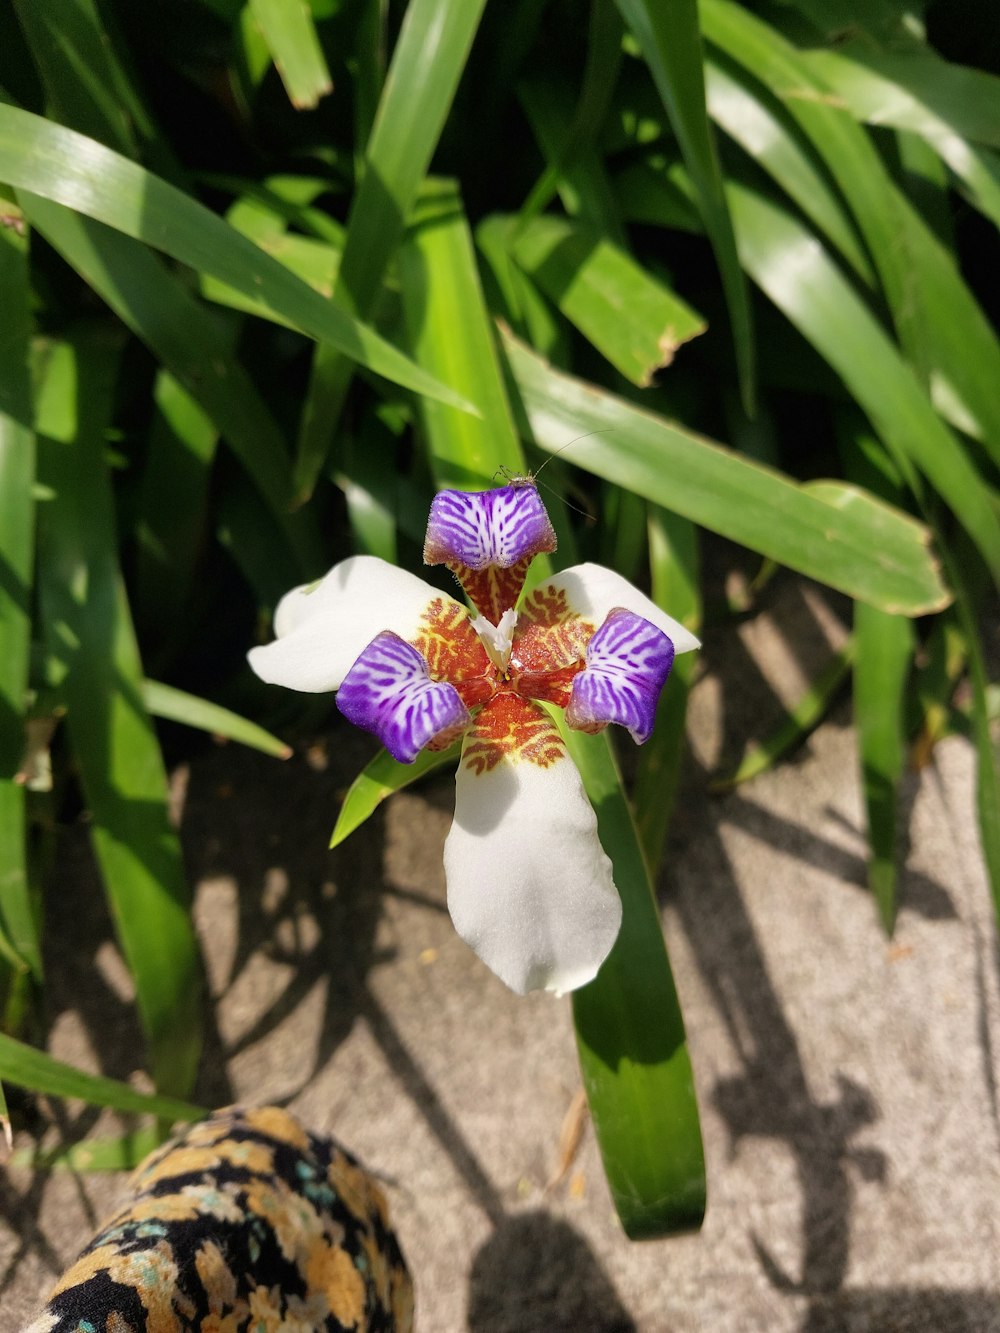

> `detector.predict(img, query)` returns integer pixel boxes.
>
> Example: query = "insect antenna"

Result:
[493,430,612,522]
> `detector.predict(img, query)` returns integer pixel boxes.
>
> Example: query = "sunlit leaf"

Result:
[0,103,470,409]
[35,335,202,1097]
[13,1125,166,1172]
[511,215,706,386]
[0,1032,204,1122]
[142,680,292,759]
[502,329,951,615]
[330,744,459,849]
[0,202,41,981]
[293,0,490,499]
[615,0,754,408]
[247,0,333,110]
[711,639,855,792]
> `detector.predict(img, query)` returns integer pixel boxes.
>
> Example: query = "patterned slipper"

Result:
[23,1105,413,1332]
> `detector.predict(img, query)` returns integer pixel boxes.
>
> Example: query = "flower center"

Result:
[470,608,518,676]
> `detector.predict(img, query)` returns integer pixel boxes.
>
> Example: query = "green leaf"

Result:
[511,215,706,387]
[20,193,317,569]
[803,47,1000,231]
[141,680,292,759]
[840,421,916,935]
[634,507,700,874]
[0,103,470,410]
[939,556,1000,931]
[333,414,401,564]
[13,1125,165,1172]
[724,177,1000,585]
[399,179,527,488]
[477,214,571,362]
[803,43,1000,149]
[330,743,459,849]
[0,1032,204,1122]
[35,334,202,1097]
[519,0,626,232]
[518,62,628,242]
[615,0,754,410]
[711,638,856,792]
[0,204,41,982]
[853,605,912,933]
[134,372,219,656]
[567,725,706,1238]
[703,56,874,284]
[702,0,1000,464]
[293,0,490,499]
[501,328,951,616]
[11,0,156,160]
[247,0,333,110]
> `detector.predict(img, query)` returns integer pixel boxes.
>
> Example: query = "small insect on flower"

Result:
[492,433,609,518]
[249,479,698,996]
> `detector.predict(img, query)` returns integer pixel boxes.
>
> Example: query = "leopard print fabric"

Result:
[23,1106,413,1333]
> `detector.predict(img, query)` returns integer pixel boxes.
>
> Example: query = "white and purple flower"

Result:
[248,483,698,995]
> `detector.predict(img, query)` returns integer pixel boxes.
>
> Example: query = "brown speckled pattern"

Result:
[23,1106,413,1333]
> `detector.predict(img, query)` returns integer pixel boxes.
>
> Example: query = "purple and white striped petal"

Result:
[565,607,675,744]
[423,485,556,570]
[337,632,471,764]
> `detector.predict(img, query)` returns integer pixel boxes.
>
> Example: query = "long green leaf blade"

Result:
[36,335,202,1097]
[712,638,856,791]
[634,508,700,873]
[331,744,459,849]
[12,0,154,158]
[703,57,874,284]
[702,0,1000,464]
[134,372,219,657]
[248,0,333,110]
[142,680,292,759]
[724,178,1000,585]
[21,194,309,537]
[804,44,1000,149]
[0,1032,204,1122]
[501,329,950,616]
[14,1126,166,1172]
[567,725,706,1238]
[399,179,526,486]
[0,103,471,409]
[293,0,489,498]
[615,0,754,409]
[802,47,1000,230]
[511,215,706,386]
[854,604,912,933]
[841,423,915,935]
[0,197,40,981]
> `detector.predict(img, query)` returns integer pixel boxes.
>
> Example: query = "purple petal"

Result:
[423,485,556,571]
[565,608,675,744]
[337,632,471,763]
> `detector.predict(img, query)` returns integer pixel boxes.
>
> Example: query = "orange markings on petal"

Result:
[462,693,566,774]
[513,665,581,708]
[513,585,595,674]
[413,598,491,682]
[449,557,532,623]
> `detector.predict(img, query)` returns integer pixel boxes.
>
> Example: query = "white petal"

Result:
[532,563,700,654]
[248,555,458,693]
[444,733,622,995]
